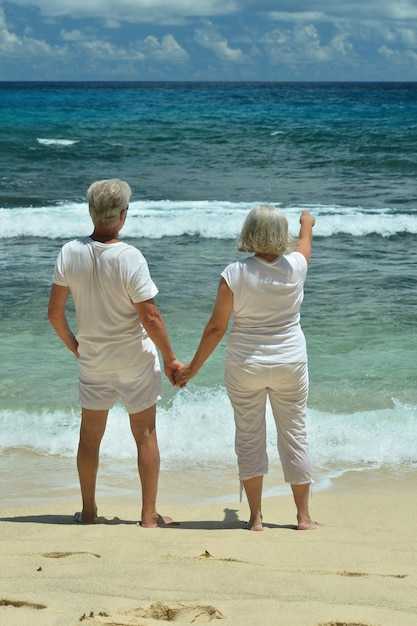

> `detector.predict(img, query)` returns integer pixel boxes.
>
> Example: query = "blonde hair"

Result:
[87,179,131,228]
[237,204,296,255]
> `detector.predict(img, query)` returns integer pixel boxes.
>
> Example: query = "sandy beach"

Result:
[1,466,416,626]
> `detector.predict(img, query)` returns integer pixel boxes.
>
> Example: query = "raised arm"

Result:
[48,283,79,357]
[295,210,316,263]
[134,299,181,385]
[174,277,233,387]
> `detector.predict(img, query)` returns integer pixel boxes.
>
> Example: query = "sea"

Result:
[1,82,416,509]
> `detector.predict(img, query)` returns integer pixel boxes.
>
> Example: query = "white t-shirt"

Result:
[221,252,308,364]
[52,237,159,373]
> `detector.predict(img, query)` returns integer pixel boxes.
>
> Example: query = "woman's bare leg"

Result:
[242,475,264,531]
[291,482,320,530]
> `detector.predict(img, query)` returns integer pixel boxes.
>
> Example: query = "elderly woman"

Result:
[175,206,318,531]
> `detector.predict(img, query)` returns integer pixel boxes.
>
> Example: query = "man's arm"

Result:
[48,283,79,357]
[134,299,181,385]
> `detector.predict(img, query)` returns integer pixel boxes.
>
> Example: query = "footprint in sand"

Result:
[79,602,225,623]
[0,598,46,610]
[300,568,407,579]
[38,551,101,559]
[317,623,374,626]
[134,602,225,622]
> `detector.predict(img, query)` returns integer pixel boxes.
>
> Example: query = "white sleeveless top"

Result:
[221,252,308,364]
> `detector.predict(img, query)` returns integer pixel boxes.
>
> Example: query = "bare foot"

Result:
[139,513,175,528]
[73,511,98,525]
[297,518,321,530]
[245,515,264,531]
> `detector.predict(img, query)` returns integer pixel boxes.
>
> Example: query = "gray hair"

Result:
[237,204,296,255]
[87,179,132,228]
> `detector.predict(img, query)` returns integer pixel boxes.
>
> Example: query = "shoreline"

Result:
[2,447,417,508]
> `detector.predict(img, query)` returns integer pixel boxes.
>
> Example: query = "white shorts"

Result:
[79,358,162,414]
[224,361,311,485]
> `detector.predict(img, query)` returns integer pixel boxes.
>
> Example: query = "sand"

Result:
[1,467,416,626]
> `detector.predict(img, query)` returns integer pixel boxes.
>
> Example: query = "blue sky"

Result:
[2,0,417,81]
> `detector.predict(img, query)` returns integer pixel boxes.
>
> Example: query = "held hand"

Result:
[174,364,194,387]
[164,359,184,386]
[299,210,315,228]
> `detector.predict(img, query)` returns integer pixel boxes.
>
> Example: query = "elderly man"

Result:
[48,179,180,526]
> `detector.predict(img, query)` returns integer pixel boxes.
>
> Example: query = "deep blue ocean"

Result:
[1,82,416,505]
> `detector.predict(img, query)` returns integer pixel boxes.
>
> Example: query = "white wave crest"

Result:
[1,200,417,239]
[37,138,79,146]
[1,391,416,471]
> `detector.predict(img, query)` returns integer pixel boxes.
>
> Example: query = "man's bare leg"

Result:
[77,408,108,523]
[242,475,264,531]
[291,482,320,530]
[129,405,172,527]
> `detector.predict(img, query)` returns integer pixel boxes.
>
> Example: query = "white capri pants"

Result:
[224,361,311,485]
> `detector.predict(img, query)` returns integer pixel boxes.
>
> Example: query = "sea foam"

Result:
[36,138,79,146]
[2,201,417,239]
[1,388,416,472]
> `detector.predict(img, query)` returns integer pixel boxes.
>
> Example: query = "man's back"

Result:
[53,237,158,372]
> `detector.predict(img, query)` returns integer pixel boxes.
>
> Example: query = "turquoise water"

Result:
[1,83,417,501]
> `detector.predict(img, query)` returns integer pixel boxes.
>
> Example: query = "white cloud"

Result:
[6,0,238,24]
[374,23,417,47]
[268,11,332,23]
[331,33,353,56]
[386,0,417,20]
[194,26,246,62]
[7,0,417,28]
[60,28,88,42]
[379,44,397,59]
[79,38,122,59]
[406,49,417,62]
[294,24,328,61]
[261,23,353,66]
[141,34,189,62]
[397,27,417,46]
[378,43,417,64]
[377,47,417,79]
[103,19,122,29]
[264,1,417,22]
[0,7,6,28]
[0,6,59,58]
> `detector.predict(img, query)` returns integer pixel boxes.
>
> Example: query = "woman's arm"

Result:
[174,277,233,386]
[295,210,315,263]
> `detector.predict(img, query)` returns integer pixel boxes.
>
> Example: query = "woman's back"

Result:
[221,252,308,364]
